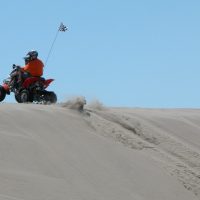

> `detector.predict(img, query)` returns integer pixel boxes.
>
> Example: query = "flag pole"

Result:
[45,22,68,66]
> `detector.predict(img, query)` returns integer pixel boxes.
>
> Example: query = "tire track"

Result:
[85,108,200,198]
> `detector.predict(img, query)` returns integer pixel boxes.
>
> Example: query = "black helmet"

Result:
[24,50,38,61]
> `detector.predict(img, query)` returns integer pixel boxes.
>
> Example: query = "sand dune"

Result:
[0,103,199,200]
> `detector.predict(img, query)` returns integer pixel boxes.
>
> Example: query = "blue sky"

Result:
[0,0,200,107]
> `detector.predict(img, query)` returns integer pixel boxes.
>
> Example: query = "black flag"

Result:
[59,23,68,32]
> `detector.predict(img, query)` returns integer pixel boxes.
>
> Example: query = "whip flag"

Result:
[59,22,68,32]
[45,22,68,66]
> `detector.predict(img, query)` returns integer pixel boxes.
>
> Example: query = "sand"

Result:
[0,103,199,200]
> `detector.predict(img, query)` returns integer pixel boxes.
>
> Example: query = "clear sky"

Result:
[0,0,200,108]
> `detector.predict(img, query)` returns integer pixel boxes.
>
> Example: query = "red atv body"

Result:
[0,65,57,103]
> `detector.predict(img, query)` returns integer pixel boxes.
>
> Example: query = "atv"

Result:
[0,64,57,104]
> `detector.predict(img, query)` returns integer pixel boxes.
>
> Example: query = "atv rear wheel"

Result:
[15,94,21,103]
[0,86,6,102]
[48,92,57,104]
[43,91,57,104]
[18,89,30,103]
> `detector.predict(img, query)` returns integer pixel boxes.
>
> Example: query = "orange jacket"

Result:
[22,59,44,76]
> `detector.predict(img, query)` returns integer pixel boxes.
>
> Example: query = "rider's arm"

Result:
[21,63,29,72]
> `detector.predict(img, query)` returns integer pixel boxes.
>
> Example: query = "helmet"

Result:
[24,50,38,62]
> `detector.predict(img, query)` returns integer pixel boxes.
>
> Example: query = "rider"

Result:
[9,50,44,88]
[20,50,44,82]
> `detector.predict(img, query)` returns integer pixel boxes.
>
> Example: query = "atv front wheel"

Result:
[0,86,6,102]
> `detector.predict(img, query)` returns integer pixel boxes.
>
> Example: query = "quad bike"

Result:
[0,64,57,104]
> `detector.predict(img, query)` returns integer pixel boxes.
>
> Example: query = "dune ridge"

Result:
[0,103,199,199]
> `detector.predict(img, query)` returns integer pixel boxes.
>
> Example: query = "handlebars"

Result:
[12,64,21,70]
